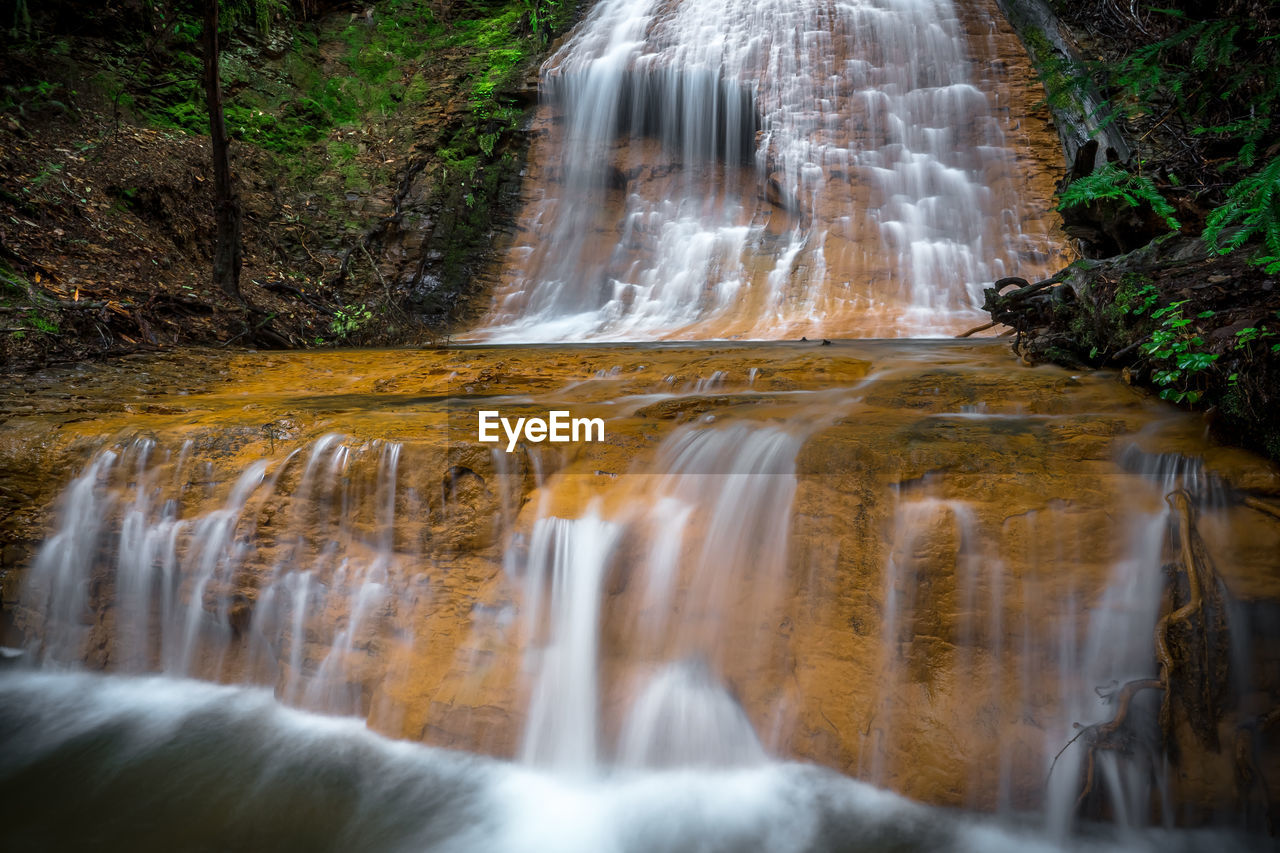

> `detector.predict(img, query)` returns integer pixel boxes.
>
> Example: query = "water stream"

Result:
[2,0,1279,846]
[476,0,1066,340]
[0,671,1264,853]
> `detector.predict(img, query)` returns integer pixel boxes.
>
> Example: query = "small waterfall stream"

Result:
[515,417,817,772]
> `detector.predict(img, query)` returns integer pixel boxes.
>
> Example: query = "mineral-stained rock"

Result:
[1,341,1278,821]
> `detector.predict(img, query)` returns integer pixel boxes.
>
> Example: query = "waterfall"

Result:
[1041,451,1234,835]
[8,670,1260,852]
[514,417,818,772]
[519,513,622,772]
[15,396,825,775]
[11,340,1273,837]
[617,658,767,768]
[3,0,1276,838]
[475,0,1065,341]
[21,434,410,715]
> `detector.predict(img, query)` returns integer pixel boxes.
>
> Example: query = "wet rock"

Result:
[2,342,1278,819]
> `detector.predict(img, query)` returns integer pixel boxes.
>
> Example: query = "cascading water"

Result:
[3,0,1279,844]
[864,457,1245,832]
[1041,451,1235,834]
[475,0,1067,341]
[7,341,1277,845]
[23,433,411,715]
[513,415,818,772]
[519,512,622,772]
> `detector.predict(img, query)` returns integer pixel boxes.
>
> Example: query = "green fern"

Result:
[1203,155,1280,273]
[1100,13,1279,169]
[1057,162,1180,231]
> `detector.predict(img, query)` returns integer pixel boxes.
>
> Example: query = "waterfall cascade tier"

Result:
[473,0,1069,342]
[5,343,1280,833]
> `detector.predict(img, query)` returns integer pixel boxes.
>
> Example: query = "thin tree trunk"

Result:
[203,0,242,301]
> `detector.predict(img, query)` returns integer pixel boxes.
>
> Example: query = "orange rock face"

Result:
[3,342,1278,821]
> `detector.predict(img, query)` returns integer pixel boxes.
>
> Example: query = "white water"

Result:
[857,450,1248,835]
[477,0,1062,340]
[1041,451,1229,835]
[0,671,1260,853]
[23,434,407,716]
[520,512,623,772]
[513,418,813,772]
[18,413,816,777]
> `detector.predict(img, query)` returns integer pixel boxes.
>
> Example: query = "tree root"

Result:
[1071,678,1165,813]
[1242,495,1280,522]
[1063,488,1233,818]
[956,320,998,338]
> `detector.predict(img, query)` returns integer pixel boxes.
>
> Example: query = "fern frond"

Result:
[1058,163,1181,231]
[1203,155,1280,265]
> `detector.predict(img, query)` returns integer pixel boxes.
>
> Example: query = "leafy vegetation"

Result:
[1057,161,1180,230]
[1099,10,1279,168]
[329,303,372,338]
[1044,1,1280,270]
[1202,155,1280,273]
[1,0,579,367]
[16,0,555,177]
[1140,301,1218,403]
[1,263,64,343]
[1114,273,1158,317]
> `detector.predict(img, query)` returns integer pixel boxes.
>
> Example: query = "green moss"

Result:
[1022,26,1088,116]
[98,0,555,176]
[403,73,432,106]
[327,140,358,163]
[1223,387,1248,419]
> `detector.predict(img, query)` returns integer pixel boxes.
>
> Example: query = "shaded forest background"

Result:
[0,0,576,364]
[989,0,1280,460]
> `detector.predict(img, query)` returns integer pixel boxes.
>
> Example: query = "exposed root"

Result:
[1162,490,1232,750]
[1242,495,1280,522]
[1071,678,1165,812]
[1075,746,1097,814]
[1062,488,1233,818]
[956,320,998,338]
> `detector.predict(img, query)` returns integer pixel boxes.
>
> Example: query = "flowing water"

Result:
[0,671,1267,853]
[4,342,1279,846]
[475,0,1066,340]
[2,0,1280,848]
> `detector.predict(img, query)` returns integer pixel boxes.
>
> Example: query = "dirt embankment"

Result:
[1,0,569,371]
